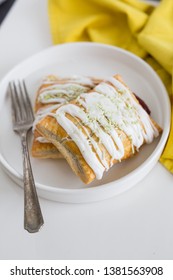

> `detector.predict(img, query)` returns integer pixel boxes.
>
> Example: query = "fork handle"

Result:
[20,130,44,233]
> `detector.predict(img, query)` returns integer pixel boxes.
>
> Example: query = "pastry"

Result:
[32,75,101,158]
[36,74,162,184]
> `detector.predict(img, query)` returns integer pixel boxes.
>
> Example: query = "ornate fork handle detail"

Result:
[20,130,44,233]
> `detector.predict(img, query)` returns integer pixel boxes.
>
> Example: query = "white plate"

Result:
[0,42,170,203]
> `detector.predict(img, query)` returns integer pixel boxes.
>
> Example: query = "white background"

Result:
[0,0,173,260]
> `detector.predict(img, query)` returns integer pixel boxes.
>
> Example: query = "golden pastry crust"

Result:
[36,75,162,184]
[32,130,63,159]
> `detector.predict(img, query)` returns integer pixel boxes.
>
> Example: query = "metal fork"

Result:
[9,81,44,233]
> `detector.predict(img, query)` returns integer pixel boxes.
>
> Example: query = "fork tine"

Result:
[22,80,34,120]
[15,81,24,121]
[9,81,22,123]
[18,81,28,120]
[10,80,34,124]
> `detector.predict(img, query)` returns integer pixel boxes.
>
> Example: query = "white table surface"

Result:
[0,0,172,260]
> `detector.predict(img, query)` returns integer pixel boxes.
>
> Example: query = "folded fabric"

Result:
[48,0,173,173]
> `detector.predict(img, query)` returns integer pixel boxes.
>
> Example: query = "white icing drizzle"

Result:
[54,105,105,179]
[108,77,159,143]
[34,75,96,143]
[57,104,110,170]
[50,76,160,180]
[78,94,124,164]
[38,83,89,104]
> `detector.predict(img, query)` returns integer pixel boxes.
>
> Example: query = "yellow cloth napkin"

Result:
[48,0,173,173]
